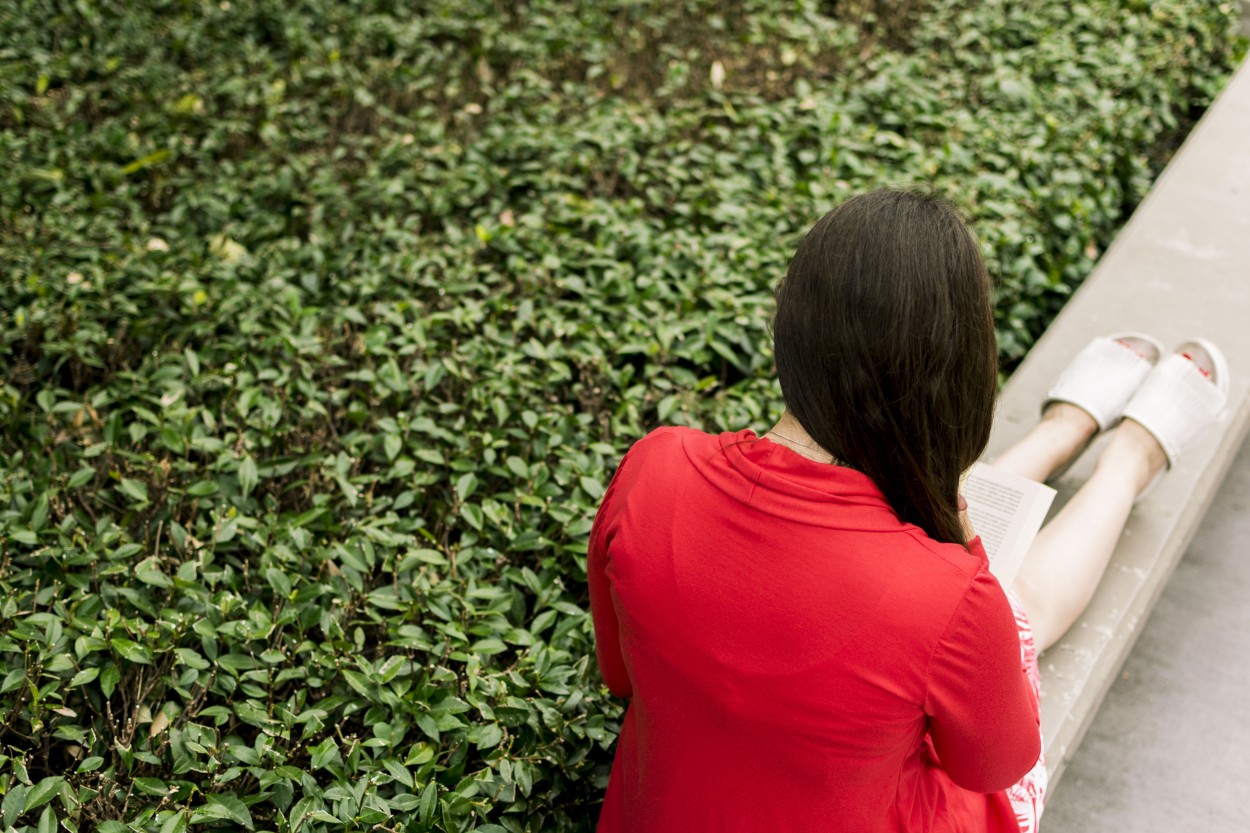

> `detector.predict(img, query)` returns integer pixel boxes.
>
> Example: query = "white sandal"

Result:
[1043,332,1165,432]
[1120,338,1229,500]
[1041,333,1164,482]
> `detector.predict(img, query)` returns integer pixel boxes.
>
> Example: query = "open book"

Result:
[961,463,1057,587]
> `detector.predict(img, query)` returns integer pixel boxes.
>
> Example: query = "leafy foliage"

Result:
[0,0,1241,830]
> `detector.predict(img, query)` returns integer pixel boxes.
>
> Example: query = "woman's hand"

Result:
[957,494,977,544]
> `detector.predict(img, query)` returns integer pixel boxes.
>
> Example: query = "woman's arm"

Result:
[923,562,1041,792]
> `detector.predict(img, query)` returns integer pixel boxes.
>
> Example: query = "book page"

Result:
[961,462,1057,587]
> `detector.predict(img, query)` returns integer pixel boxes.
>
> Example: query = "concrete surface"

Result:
[983,54,1250,784]
[1042,436,1250,831]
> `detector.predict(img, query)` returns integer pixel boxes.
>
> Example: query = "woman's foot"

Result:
[1035,333,1162,475]
[1111,342,1224,498]
[999,333,1164,484]
[1042,333,1163,433]
[985,330,1150,482]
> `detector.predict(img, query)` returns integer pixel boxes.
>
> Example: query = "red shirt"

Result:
[589,427,1040,832]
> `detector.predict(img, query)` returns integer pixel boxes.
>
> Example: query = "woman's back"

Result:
[589,427,1039,832]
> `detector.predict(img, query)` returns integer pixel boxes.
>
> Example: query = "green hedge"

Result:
[0,0,1241,830]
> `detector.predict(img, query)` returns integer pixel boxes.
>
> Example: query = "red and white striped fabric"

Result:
[1004,591,1048,833]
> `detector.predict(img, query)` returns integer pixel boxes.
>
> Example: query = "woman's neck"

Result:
[764,412,838,464]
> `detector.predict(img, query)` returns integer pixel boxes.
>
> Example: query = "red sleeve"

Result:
[923,560,1041,793]
[588,452,633,699]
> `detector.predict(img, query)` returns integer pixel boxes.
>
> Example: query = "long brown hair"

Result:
[772,189,998,546]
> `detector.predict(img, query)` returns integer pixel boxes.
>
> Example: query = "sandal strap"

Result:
[1121,353,1227,468]
[1044,335,1158,431]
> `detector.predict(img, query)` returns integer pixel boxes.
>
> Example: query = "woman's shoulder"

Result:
[896,526,993,582]
[607,425,746,499]
[875,529,1005,631]
[603,426,685,484]
[622,425,737,463]
[633,424,718,447]
[634,424,692,447]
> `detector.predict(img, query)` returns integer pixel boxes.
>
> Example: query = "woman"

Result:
[587,189,1227,832]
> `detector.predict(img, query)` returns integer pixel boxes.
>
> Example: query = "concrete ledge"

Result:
[984,58,1250,787]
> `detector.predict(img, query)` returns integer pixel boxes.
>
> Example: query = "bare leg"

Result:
[1006,421,1166,651]
[991,403,1098,484]
[987,400,1170,651]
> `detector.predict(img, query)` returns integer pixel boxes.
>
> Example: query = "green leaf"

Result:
[184,347,200,377]
[175,648,210,670]
[12,528,38,545]
[24,776,63,813]
[160,426,185,453]
[341,669,372,698]
[310,737,340,770]
[306,810,339,823]
[456,472,478,502]
[460,502,484,531]
[186,480,219,497]
[657,394,680,422]
[69,667,99,687]
[2,784,25,828]
[99,664,120,697]
[414,448,444,465]
[38,806,56,833]
[382,759,414,788]
[265,567,291,598]
[78,756,105,772]
[110,638,152,665]
[471,722,504,749]
[471,638,507,655]
[160,810,188,833]
[29,493,49,531]
[335,473,359,506]
[200,794,253,830]
[136,560,172,588]
[238,456,258,498]
[67,467,95,488]
[409,549,447,566]
[418,782,438,824]
[375,655,405,683]
[388,793,422,811]
[134,777,167,796]
[415,712,440,742]
[118,478,149,504]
